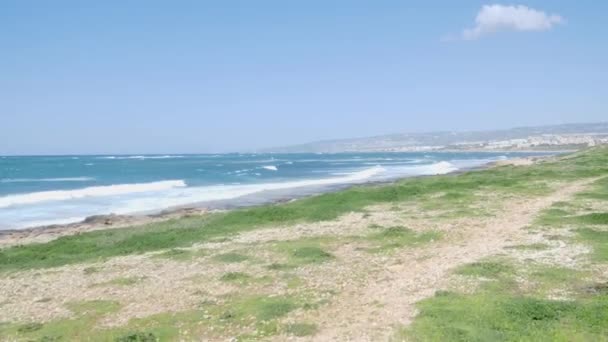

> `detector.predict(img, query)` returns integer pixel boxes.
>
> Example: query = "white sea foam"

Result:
[107,166,388,215]
[382,161,459,178]
[1,163,467,229]
[0,177,95,183]
[262,165,278,171]
[97,155,183,160]
[0,180,186,208]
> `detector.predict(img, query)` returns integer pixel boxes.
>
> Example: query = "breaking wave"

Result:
[0,180,186,208]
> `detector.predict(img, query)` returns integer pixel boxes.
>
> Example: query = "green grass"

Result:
[399,182,608,342]
[0,294,320,341]
[115,332,159,341]
[399,260,608,341]
[219,272,252,284]
[212,252,250,263]
[577,228,608,262]
[1,147,608,272]
[271,237,335,267]
[398,291,608,341]
[231,295,297,321]
[365,226,441,253]
[535,208,572,226]
[153,248,207,261]
[573,213,608,225]
[528,266,586,295]
[0,300,121,341]
[455,260,515,278]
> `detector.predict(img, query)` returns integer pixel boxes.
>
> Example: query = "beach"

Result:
[1,148,607,340]
[0,154,548,248]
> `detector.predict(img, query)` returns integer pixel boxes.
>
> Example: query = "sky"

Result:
[1,0,607,154]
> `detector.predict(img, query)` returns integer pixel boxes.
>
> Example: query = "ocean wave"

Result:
[0,177,95,183]
[97,155,183,160]
[262,165,278,171]
[423,161,458,175]
[106,166,387,214]
[0,180,186,208]
[382,161,459,177]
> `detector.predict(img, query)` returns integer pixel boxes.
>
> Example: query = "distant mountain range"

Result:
[262,122,608,153]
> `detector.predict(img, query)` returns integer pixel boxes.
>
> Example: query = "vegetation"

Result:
[271,237,335,267]
[455,260,515,278]
[212,252,250,263]
[397,149,608,341]
[219,272,252,284]
[365,226,441,253]
[3,147,608,340]
[2,148,608,272]
[0,294,323,341]
[400,289,608,341]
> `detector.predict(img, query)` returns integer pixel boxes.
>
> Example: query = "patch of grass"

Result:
[577,228,608,262]
[574,213,608,225]
[153,248,207,261]
[2,147,608,271]
[213,252,249,263]
[17,322,43,333]
[283,322,318,337]
[0,300,121,341]
[365,226,441,253]
[219,272,252,284]
[456,260,515,279]
[0,294,317,341]
[528,266,586,295]
[577,177,608,201]
[232,295,298,321]
[115,332,158,341]
[398,290,608,341]
[419,191,479,213]
[578,192,608,201]
[291,247,333,263]
[535,208,572,226]
[272,237,335,267]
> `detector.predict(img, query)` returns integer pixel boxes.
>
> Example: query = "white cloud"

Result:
[461,4,563,40]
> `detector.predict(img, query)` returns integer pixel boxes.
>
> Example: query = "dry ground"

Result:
[0,176,601,341]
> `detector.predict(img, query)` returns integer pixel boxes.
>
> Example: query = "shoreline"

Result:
[1,147,606,341]
[0,155,551,248]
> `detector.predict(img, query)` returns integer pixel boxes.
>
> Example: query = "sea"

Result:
[0,152,554,230]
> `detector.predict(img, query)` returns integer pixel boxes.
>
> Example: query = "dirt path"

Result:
[307,179,593,341]
[0,179,595,341]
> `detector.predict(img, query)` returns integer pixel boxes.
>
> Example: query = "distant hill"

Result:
[261,122,608,153]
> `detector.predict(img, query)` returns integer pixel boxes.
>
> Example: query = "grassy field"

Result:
[1,147,608,341]
[396,150,608,341]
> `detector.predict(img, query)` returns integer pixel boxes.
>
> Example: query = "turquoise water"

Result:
[0,152,551,229]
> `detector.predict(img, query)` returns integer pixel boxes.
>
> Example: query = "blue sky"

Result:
[1,1,606,154]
